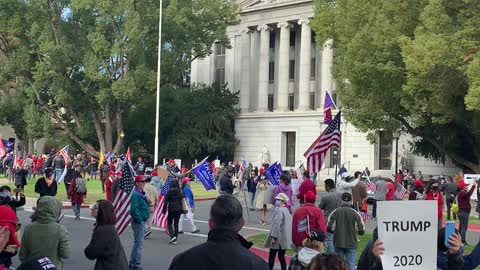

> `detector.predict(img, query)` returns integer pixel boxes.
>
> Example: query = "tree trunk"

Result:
[90,110,106,154]
[28,137,34,155]
[105,104,113,152]
[112,105,124,154]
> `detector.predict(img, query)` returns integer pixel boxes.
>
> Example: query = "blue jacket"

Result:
[130,188,150,223]
[183,186,194,209]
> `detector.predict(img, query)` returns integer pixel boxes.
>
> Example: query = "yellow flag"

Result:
[98,150,104,170]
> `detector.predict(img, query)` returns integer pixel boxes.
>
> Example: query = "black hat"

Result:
[341,192,352,202]
[18,257,57,270]
[44,168,54,178]
[308,230,325,242]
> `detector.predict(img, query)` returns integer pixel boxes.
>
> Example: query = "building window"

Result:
[214,43,225,84]
[329,147,340,168]
[288,94,294,111]
[284,132,296,167]
[268,94,274,112]
[378,131,392,170]
[310,93,315,110]
[289,31,296,80]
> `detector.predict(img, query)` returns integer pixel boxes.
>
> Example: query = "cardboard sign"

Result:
[464,174,480,201]
[377,201,437,270]
[157,168,170,180]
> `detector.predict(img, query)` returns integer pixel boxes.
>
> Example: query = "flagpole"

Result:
[154,0,163,166]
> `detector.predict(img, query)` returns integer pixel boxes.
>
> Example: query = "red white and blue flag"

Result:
[304,112,341,173]
[323,91,336,124]
[153,176,172,231]
[57,145,70,183]
[241,157,247,172]
[366,180,376,193]
[394,183,407,200]
[114,158,136,235]
[359,211,373,223]
[0,140,6,159]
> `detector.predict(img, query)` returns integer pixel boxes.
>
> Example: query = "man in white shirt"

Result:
[336,172,360,194]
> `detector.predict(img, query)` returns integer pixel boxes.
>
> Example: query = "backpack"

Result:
[75,177,87,193]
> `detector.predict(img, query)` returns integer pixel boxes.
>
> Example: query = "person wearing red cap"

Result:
[408,180,425,200]
[179,178,200,234]
[105,171,115,202]
[0,205,20,269]
[297,171,317,205]
[425,179,444,231]
[292,190,327,249]
[129,175,150,269]
[457,181,476,245]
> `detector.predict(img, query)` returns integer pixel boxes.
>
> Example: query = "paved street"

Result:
[10,192,480,270]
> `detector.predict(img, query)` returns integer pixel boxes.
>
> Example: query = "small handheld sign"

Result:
[377,200,437,270]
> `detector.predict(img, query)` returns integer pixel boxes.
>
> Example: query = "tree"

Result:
[312,0,480,173]
[0,0,238,157]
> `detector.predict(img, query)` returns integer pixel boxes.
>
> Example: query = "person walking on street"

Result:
[457,181,476,245]
[162,179,184,244]
[425,180,443,230]
[53,154,65,182]
[34,168,57,197]
[143,176,157,239]
[19,196,71,270]
[351,172,367,211]
[318,179,342,254]
[63,162,75,197]
[373,177,387,218]
[297,171,317,205]
[265,193,292,270]
[292,191,326,249]
[179,178,200,234]
[68,171,87,220]
[219,166,235,194]
[129,175,150,270]
[337,173,360,194]
[327,192,365,270]
[256,173,272,225]
[168,195,269,270]
[85,200,129,270]
[444,176,458,220]
[246,171,257,210]
[273,173,294,213]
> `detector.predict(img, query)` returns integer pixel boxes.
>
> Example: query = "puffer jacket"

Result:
[19,196,70,270]
[163,187,184,214]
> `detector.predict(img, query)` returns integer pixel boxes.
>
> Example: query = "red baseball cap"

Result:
[115,172,122,177]
[458,181,468,189]
[108,171,114,176]
[151,171,158,177]
[182,177,190,185]
[135,175,146,182]
[0,206,20,247]
[414,180,424,187]
[181,168,188,174]
[259,168,265,174]
[167,159,175,165]
[305,191,316,203]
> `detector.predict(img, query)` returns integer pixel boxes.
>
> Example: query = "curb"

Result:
[250,246,292,265]
[194,197,217,202]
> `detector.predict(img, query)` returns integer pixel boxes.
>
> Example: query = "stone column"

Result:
[298,19,311,111]
[256,25,271,112]
[275,22,290,112]
[224,36,235,91]
[240,29,252,113]
[320,39,334,110]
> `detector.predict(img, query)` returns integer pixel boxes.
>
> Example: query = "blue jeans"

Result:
[71,203,81,217]
[55,168,63,181]
[325,232,335,254]
[90,169,97,179]
[248,192,255,208]
[130,221,145,268]
[335,247,356,270]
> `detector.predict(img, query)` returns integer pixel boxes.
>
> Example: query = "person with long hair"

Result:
[84,200,128,270]
[307,254,348,270]
[425,179,444,230]
[273,173,294,213]
[162,179,184,244]
[68,171,87,220]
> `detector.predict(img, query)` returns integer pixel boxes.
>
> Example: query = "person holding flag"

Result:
[129,175,150,270]
[162,179,185,245]
[178,178,200,234]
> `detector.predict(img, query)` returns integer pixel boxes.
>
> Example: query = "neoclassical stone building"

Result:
[191,0,459,177]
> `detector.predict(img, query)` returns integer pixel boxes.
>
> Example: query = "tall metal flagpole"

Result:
[154,0,163,166]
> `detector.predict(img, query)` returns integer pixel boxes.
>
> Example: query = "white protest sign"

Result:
[464,174,480,201]
[291,179,303,196]
[377,200,437,270]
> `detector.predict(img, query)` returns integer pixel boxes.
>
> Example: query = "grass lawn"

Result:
[1,177,217,204]
[248,233,478,266]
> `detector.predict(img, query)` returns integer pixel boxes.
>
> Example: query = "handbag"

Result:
[451,197,459,215]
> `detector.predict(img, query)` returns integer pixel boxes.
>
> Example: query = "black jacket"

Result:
[220,175,234,194]
[247,177,257,193]
[14,169,28,187]
[34,177,58,197]
[84,224,129,270]
[0,194,25,212]
[168,229,269,270]
[163,187,184,214]
[64,168,76,185]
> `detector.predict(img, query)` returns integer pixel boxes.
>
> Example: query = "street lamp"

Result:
[393,130,400,174]
[120,131,125,139]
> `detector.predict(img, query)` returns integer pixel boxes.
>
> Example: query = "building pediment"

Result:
[240,0,312,13]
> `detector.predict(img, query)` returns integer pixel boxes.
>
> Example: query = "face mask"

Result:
[275,200,283,207]
[260,176,266,180]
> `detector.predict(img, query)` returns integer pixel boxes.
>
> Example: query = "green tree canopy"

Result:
[312,0,480,173]
[0,0,238,158]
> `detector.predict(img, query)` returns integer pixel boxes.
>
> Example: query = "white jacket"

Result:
[336,178,360,194]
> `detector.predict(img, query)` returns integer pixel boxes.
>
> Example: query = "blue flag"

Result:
[2,139,13,153]
[192,157,216,191]
[265,162,283,186]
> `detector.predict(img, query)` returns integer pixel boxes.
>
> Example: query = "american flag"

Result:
[359,211,373,223]
[126,147,131,163]
[113,158,136,235]
[366,180,377,193]
[105,152,112,165]
[323,92,335,124]
[304,112,341,173]
[240,157,247,172]
[152,176,172,230]
[394,184,407,200]
[57,145,70,183]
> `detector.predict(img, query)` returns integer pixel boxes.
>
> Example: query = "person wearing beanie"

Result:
[297,171,317,205]
[292,191,326,249]
[34,168,57,197]
[289,230,325,270]
[327,193,364,270]
[265,193,292,270]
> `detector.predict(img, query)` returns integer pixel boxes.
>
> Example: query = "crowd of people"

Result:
[2,150,480,270]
